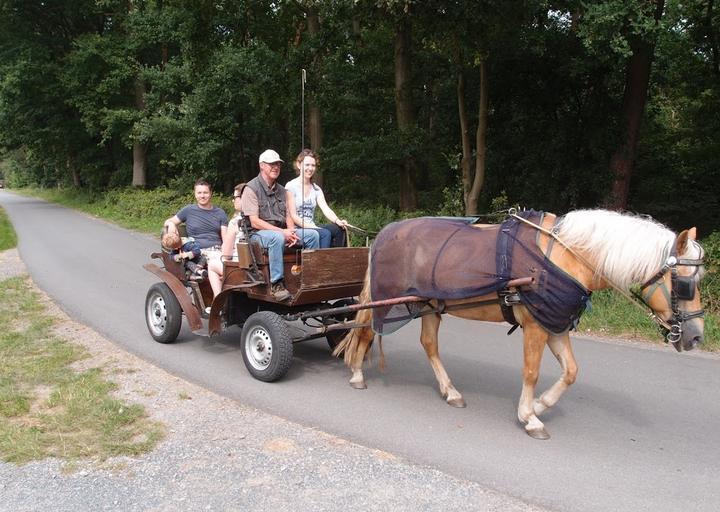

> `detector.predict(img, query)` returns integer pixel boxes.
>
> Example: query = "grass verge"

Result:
[579,289,718,351]
[0,276,165,465]
[0,206,17,251]
[19,186,203,234]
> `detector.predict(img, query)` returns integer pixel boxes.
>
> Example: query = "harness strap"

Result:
[510,212,705,344]
[544,216,561,258]
[498,289,520,335]
[510,212,675,331]
[641,278,671,305]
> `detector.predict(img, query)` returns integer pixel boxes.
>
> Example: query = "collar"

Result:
[258,174,278,194]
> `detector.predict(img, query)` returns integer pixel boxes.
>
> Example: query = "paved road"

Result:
[2,190,719,512]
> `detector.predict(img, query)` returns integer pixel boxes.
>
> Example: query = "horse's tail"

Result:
[332,259,382,366]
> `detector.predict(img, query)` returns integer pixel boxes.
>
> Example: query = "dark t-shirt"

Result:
[176,204,228,248]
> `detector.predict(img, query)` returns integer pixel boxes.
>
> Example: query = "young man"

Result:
[164,179,228,297]
[241,149,319,301]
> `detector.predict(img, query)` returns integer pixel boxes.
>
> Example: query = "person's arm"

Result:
[242,187,268,231]
[247,215,281,232]
[221,223,237,260]
[286,191,305,228]
[164,215,182,233]
[173,250,193,262]
[316,189,347,227]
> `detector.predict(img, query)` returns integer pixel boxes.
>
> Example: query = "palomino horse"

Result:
[333,209,706,439]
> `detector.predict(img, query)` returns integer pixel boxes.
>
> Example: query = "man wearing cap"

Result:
[241,149,320,301]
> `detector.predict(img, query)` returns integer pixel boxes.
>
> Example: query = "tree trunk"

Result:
[67,154,80,188]
[308,104,322,152]
[352,16,361,38]
[607,0,665,210]
[394,18,418,211]
[457,69,472,207]
[132,76,147,187]
[132,142,147,187]
[306,8,323,184]
[466,58,489,215]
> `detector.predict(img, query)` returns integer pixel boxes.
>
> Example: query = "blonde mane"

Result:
[555,209,677,290]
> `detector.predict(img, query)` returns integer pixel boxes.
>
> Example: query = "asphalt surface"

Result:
[2,190,719,512]
[0,247,545,512]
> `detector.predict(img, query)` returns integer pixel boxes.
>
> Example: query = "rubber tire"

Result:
[145,282,183,344]
[326,298,358,350]
[241,311,293,382]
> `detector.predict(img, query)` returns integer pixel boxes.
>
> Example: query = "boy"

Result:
[161,231,208,280]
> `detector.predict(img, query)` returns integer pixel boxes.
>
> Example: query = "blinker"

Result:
[674,276,695,301]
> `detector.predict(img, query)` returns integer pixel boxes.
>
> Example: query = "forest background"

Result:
[1,0,719,229]
[1,0,719,341]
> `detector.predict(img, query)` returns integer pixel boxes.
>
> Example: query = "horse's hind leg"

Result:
[518,321,551,439]
[347,327,374,389]
[420,313,466,408]
[533,333,578,417]
[333,300,375,389]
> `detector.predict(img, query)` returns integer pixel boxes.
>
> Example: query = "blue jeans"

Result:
[251,229,320,283]
[319,223,346,247]
[307,225,346,249]
[313,227,332,248]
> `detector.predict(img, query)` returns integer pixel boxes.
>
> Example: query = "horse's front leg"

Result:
[518,321,551,439]
[533,333,578,417]
[420,313,465,407]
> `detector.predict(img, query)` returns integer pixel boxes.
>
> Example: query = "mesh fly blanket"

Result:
[370,211,591,335]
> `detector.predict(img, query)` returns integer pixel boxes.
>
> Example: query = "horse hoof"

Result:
[350,381,367,390]
[447,397,466,408]
[526,427,550,440]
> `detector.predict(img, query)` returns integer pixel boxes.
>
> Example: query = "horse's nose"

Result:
[684,335,702,351]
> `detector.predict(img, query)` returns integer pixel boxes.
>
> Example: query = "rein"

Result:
[343,223,375,248]
[509,211,704,346]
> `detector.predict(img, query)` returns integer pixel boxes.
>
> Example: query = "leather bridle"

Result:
[509,211,706,348]
[638,239,705,345]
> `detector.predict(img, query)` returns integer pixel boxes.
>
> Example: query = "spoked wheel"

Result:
[240,311,293,382]
[145,283,182,344]
[326,298,358,350]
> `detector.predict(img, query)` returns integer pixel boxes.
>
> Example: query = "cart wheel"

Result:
[145,283,182,344]
[326,298,358,350]
[241,311,293,382]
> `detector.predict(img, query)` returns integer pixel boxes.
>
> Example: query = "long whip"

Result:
[301,68,306,150]
[299,68,306,252]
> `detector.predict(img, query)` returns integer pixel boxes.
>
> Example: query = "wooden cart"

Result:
[143,240,368,382]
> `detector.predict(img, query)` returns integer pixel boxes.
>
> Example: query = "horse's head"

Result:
[641,228,706,352]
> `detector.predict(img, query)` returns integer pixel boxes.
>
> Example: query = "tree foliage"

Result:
[0,0,718,234]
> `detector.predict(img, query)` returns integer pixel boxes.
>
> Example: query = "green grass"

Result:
[579,289,718,351]
[0,207,17,250]
[0,277,165,464]
[19,186,225,234]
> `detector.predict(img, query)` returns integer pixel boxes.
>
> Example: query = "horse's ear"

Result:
[676,229,691,254]
[688,227,697,240]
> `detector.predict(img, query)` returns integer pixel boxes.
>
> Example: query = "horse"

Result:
[332,209,706,439]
